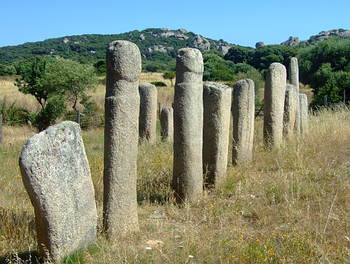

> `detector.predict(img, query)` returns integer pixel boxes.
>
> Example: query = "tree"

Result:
[15,56,97,130]
[163,71,175,86]
[203,52,236,81]
[298,38,350,107]
[224,45,255,64]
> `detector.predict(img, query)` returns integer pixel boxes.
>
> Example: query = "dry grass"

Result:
[0,105,349,263]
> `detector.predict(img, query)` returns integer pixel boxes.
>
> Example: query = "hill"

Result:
[0,28,233,71]
[280,28,350,46]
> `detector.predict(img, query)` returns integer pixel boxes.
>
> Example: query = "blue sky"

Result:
[1,0,349,47]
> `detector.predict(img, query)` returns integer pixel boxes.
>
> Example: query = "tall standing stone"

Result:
[203,82,232,186]
[0,114,3,144]
[289,57,299,92]
[289,57,301,134]
[232,79,255,165]
[283,84,298,137]
[104,40,141,237]
[19,121,97,263]
[139,83,157,144]
[299,93,309,134]
[264,63,287,148]
[160,106,173,142]
[173,48,204,202]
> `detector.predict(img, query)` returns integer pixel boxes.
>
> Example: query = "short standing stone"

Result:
[104,40,141,237]
[19,121,97,263]
[173,48,204,202]
[203,82,232,186]
[263,63,287,148]
[160,106,173,142]
[283,84,298,137]
[139,83,157,144]
[232,79,255,164]
[299,93,309,134]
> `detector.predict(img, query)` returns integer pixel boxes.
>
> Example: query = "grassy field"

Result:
[0,77,349,263]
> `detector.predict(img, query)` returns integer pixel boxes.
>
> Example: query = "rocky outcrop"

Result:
[281,36,300,46]
[190,35,211,51]
[147,45,174,53]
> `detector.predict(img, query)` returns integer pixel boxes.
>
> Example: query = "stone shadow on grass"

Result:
[0,251,40,264]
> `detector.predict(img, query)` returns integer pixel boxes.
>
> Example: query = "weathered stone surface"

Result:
[263,63,287,148]
[19,121,97,263]
[139,83,157,144]
[299,93,309,134]
[104,40,141,237]
[203,82,232,186]
[232,79,255,164]
[173,48,204,202]
[283,84,298,137]
[289,57,299,92]
[160,106,173,142]
[289,57,301,134]
[0,114,3,144]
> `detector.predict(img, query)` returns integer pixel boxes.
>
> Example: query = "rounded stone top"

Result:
[290,57,298,64]
[269,62,287,77]
[235,79,254,88]
[107,40,142,82]
[176,48,203,74]
[204,82,232,92]
[139,82,157,92]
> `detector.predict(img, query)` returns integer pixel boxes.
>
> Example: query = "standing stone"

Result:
[283,84,298,137]
[173,48,204,202]
[299,93,309,134]
[19,121,97,263]
[160,106,173,142]
[289,57,299,92]
[263,63,287,148]
[139,83,157,144]
[203,82,232,186]
[0,114,3,144]
[232,79,255,165]
[104,40,141,237]
[289,57,301,133]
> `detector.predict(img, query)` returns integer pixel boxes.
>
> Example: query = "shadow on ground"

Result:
[0,251,40,264]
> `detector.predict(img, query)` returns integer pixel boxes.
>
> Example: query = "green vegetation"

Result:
[162,71,175,86]
[298,38,350,107]
[15,57,97,130]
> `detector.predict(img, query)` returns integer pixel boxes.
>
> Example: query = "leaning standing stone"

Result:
[19,121,97,263]
[104,40,141,237]
[203,82,232,186]
[173,48,204,202]
[232,79,255,165]
[283,84,298,137]
[139,83,157,144]
[299,93,309,134]
[263,63,287,148]
[160,106,173,142]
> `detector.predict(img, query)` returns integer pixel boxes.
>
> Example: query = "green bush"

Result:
[298,38,350,107]
[0,100,30,125]
[150,81,167,87]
